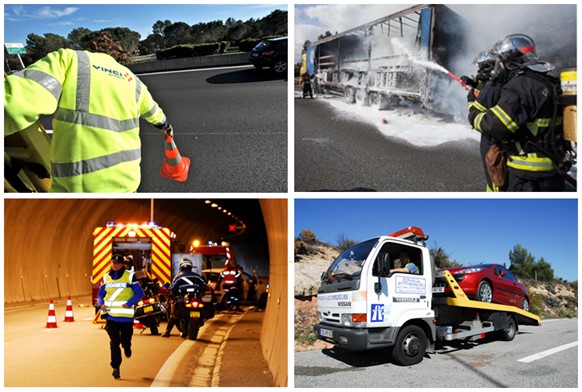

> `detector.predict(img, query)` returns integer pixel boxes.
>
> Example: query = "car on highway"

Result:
[202,269,269,309]
[434,263,530,311]
[249,37,287,74]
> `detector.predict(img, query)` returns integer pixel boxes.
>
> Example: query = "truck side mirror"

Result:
[374,281,381,294]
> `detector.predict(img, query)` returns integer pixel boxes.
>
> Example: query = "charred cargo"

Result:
[304,5,468,111]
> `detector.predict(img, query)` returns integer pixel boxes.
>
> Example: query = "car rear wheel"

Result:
[477,281,493,303]
[521,297,529,312]
[271,60,287,74]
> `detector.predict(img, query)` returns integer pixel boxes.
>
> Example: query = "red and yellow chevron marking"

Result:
[92,227,171,284]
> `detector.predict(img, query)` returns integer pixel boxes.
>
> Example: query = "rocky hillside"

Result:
[294,242,578,352]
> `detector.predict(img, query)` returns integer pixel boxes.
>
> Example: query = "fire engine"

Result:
[314,226,540,366]
[91,221,172,309]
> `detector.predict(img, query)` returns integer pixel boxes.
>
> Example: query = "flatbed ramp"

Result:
[434,270,541,327]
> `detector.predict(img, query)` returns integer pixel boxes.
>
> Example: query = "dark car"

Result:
[249,37,287,74]
[434,264,530,311]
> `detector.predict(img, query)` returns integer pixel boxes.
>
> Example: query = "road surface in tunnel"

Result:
[4,296,266,387]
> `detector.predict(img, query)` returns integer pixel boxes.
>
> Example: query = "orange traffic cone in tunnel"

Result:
[45,298,58,328]
[160,133,190,182]
[64,296,75,322]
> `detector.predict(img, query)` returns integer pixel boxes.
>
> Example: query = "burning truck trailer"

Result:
[304,4,469,113]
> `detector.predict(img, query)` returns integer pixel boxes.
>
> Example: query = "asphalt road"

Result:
[137,65,287,192]
[295,96,484,192]
[294,318,578,388]
[4,296,270,387]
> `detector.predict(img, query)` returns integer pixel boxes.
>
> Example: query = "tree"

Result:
[152,19,172,36]
[508,244,536,278]
[25,33,69,63]
[336,233,357,252]
[533,257,555,282]
[298,229,317,244]
[429,243,462,269]
[227,22,251,41]
[139,33,164,55]
[67,27,92,49]
[163,22,193,46]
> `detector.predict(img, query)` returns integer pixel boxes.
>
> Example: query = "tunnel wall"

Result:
[259,199,288,387]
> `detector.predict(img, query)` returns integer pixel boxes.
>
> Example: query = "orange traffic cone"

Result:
[45,298,58,328]
[64,296,75,322]
[160,134,190,182]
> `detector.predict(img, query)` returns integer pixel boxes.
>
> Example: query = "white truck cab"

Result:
[314,226,540,366]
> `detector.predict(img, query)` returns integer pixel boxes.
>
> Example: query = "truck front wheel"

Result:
[391,325,427,366]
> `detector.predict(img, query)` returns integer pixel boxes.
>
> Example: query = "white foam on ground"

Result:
[321,97,480,148]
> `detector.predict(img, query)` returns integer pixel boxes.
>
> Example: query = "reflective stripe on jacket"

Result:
[4,48,167,192]
[467,70,561,177]
[220,269,240,286]
[103,270,136,319]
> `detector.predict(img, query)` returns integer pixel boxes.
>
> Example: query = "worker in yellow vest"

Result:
[4,33,173,192]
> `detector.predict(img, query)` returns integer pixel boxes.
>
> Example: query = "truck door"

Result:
[367,242,430,326]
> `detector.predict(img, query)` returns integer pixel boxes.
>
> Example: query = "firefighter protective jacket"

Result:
[4,48,167,192]
[468,70,561,178]
[99,269,144,321]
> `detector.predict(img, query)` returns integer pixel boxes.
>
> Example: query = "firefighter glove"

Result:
[467,89,477,102]
[460,75,478,88]
[162,123,174,138]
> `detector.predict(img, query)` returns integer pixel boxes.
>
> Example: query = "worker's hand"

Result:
[467,89,477,102]
[122,303,130,309]
[460,75,477,88]
[100,304,107,311]
[160,123,173,138]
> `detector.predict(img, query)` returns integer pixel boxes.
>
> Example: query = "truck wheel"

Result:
[355,89,369,106]
[477,281,493,303]
[391,325,427,366]
[499,316,517,341]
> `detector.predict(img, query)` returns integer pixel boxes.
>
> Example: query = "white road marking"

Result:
[518,341,578,363]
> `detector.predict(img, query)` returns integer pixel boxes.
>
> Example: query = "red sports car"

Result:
[435,264,530,311]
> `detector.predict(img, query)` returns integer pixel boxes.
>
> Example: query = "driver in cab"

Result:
[389,251,419,274]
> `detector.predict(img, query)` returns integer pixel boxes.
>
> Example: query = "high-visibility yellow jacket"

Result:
[102,270,137,319]
[4,48,167,192]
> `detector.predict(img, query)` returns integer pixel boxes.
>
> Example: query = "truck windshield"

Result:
[322,238,378,282]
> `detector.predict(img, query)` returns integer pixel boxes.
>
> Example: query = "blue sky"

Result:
[4,4,287,44]
[295,199,578,282]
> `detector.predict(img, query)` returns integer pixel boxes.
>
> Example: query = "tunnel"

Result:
[4,198,288,386]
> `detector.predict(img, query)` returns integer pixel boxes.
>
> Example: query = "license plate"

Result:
[432,287,445,293]
[251,53,258,57]
[319,327,333,338]
[144,305,154,313]
[190,311,201,318]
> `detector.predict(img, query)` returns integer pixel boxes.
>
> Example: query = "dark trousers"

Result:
[507,171,565,192]
[106,320,133,369]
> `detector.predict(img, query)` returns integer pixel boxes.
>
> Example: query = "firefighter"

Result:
[217,262,243,312]
[301,73,313,98]
[464,50,504,191]
[162,258,207,338]
[468,34,568,191]
[4,32,174,192]
[97,254,144,380]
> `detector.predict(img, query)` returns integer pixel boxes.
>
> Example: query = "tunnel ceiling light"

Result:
[205,200,212,204]
[211,203,218,208]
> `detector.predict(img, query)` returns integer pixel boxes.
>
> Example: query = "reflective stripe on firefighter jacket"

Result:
[468,70,561,177]
[103,270,136,318]
[4,48,167,192]
[220,269,240,286]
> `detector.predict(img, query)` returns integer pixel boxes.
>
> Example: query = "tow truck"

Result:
[314,226,540,366]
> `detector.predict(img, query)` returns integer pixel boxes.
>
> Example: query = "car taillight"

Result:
[263,50,275,57]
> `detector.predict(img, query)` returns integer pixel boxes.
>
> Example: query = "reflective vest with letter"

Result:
[103,270,136,319]
[4,48,167,192]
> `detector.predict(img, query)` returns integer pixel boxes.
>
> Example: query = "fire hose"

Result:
[446,70,479,98]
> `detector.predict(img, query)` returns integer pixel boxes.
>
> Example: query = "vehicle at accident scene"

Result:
[434,264,530,311]
[314,226,540,366]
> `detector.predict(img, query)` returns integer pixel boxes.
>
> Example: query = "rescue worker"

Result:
[97,254,144,380]
[4,32,174,192]
[217,262,243,312]
[301,73,314,98]
[467,34,568,191]
[162,258,207,338]
[463,50,504,191]
[389,250,419,274]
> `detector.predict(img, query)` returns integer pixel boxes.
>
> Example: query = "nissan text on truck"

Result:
[314,226,540,366]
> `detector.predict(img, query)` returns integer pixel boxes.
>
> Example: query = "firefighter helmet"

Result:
[491,34,539,70]
[180,258,193,270]
[472,50,497,70]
